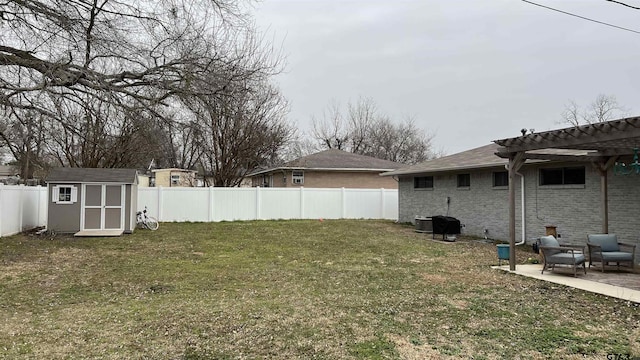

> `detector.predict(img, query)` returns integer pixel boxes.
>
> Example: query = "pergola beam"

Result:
[495,117,640,154]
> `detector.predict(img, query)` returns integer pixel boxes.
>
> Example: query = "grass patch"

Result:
[1,220,639,359]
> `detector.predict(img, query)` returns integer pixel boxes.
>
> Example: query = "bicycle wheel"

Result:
[145,217,159,231]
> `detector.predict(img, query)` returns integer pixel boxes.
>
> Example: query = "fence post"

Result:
[299,187,304,219]
[380,188,385,219]
[35,186,41,227]
[157,187,164,221]
[0,185,3,236]
[256,186,261,220]
[208,187,214,222]
[18,185,24,232]
[341,187,346,219]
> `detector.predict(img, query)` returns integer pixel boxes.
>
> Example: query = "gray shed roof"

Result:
[251,149,403,176]
[46,168,138,184]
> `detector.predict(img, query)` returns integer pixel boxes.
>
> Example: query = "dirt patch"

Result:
[421,273,449,285]
[389,334,446,360]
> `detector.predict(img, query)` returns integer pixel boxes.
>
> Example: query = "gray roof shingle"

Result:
[46,168,138,184]
[381,144,506,176]
[251,149,403,176]
[382,143,591,177]
[284,149,402,169]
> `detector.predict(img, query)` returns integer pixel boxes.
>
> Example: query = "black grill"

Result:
[431,215,461,240]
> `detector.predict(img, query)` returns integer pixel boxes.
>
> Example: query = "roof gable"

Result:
[46,168,138,184]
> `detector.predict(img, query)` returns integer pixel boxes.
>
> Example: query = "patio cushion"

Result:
[588,234,619,252]
[540,235,560,255]
[547,253,586,265]
[600,251,634,262]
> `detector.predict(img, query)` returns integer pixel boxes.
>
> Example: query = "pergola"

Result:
[493,117,640,270]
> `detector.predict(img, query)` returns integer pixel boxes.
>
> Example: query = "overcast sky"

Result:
[252,0,640,155]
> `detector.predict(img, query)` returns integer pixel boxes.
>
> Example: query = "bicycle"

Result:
[136,206,159,230]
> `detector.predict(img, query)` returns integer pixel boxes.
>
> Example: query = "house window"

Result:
[52,185,78,204]
[457,174,470,188]
[540,167,585,186]
[414,176,433,189]
[493,171,508,187]
[292,170,304,185]
[170,174,180,185]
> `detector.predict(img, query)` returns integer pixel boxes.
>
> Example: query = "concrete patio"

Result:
[494,263,640,303]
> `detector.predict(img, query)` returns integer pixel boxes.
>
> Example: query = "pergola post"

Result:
[601,170,608,234]
[595,157,617,234]
[508,152,524,271]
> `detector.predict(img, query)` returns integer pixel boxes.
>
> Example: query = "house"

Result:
[382,143,520,239]
[137,173,151,187]
[249,149,402,189]
[46,168,139,236]
[151,168,198,187]
[382,117,640,261]
[0,165,17,179]
[0,165,19,184]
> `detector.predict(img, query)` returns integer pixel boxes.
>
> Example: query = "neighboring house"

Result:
[382,118,640,253]
[46,168,139,236]
[0,165,17,179]
[0,165,19,183]
[151,168,198,187]
[137,173,151,187]
[249,149,402,189]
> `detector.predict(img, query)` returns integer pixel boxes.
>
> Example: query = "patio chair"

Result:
[539,235,586,277]
[587,234,636,273]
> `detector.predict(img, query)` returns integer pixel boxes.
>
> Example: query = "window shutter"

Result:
[71,186,78,203]
[52,186,59,203]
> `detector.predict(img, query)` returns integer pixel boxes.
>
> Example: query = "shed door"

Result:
[82,184,125,231]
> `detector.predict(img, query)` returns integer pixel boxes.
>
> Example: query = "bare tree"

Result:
[0,0,290,180]
[181,72,293,186]
[279,134,317,163]
[0,109,48,179]
[45,97,169,169]
[347,97,377,154]
[311,101,349,150]
[311,97,436,164]
[367,116,435,164]
[0,0,248,115]
[560,94,629,126]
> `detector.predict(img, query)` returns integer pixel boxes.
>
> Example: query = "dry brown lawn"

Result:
[0,220,638,359]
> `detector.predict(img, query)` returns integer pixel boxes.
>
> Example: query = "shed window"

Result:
[292,170,304,185]
[52,185,78,204]
[493,171,508,187]
[457,174,470,188]
[414,176,433,189]
[540,167,585,185]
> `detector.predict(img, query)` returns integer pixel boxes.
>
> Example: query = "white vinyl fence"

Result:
[138,187,398,222]
[0,186,398,237]
[0,185,48,237]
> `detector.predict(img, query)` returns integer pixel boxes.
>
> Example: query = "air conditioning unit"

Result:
[415,217,432,233]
